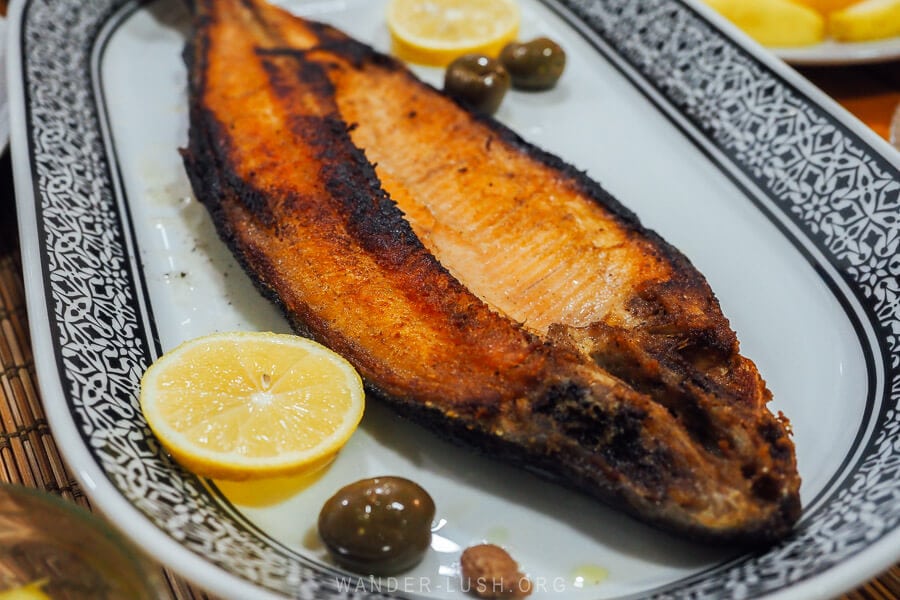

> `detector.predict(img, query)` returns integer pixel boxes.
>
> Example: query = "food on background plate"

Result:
[793,0,864,11]
[828,0,900,42]
[182,0,801,544]
[460,544,531,599]
[387,0,520,66]
[318,477,436,575]
[704,0,900,46]
[139,332,364,480]
[703,0,826,46]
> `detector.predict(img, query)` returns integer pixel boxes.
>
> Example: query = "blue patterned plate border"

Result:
[8,0,900,598]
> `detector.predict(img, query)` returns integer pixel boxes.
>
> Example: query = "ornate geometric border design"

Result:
[17,0,899,598]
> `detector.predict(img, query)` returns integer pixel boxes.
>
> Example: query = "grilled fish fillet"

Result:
[182,0,801,543]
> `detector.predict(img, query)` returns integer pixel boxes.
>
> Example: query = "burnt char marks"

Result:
[182,8,212,95]
[255,17,400,73]
[191,103,279,226]
[222,157,279,227]
[256,49,431,265]
[260,51,333,108]
[533,380,673,491]
[585,323,740,454]
[322,157,426,260]
[363,380,641,524]
[758,416,794,463]
[305,21,396,70]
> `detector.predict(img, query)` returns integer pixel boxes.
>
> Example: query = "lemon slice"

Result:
[387,0,520,66]
[140,332,365,481]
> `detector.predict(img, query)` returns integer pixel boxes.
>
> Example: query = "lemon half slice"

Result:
[140,332,365,481]
[387,0,521,66]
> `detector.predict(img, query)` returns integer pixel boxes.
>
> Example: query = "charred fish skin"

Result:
[181,50,708,540]
[293,20,800,536]
[182,0,800,544]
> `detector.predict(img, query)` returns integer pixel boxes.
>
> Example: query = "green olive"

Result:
[500,37,566,90]
[443,54,510,115]
[317,476,435,575]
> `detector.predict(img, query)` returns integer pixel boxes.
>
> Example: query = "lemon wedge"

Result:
[387,0,520,66]
[140,332,365,481]
[829,0,900,41]
[704,0,826,46]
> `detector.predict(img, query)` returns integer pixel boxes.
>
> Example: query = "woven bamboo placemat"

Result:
[0,160,896,599]
[0,271,217,600]
[0,164,215,597]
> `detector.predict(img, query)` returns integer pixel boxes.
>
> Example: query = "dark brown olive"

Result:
[499,37,566,90]
[317,476,435,575]
[443,54,510,115]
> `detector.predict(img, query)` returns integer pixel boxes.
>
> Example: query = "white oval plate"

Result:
[774,35,900,66]
[8,0,900,598]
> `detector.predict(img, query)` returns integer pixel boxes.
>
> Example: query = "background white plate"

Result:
[8,0,900,598]
[774,35,900,66]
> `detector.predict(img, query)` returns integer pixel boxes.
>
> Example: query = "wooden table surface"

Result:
[0,53,897,600]
[798,61,900,144]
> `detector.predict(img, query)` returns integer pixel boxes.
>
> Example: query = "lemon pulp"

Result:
[140,332,364,480]
[387,0,520,66]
